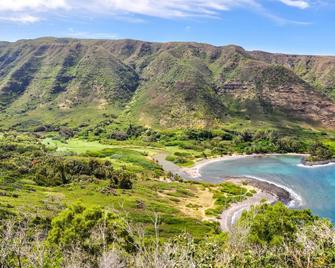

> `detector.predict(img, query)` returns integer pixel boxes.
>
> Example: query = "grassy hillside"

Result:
[2,132,264,239]
[1,38,335,267]
[0,131,334,267]
[250,50,335,100]
[0,38,334,130]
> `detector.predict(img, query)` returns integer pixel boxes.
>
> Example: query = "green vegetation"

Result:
[0,38,335,130]
[239,202,316,245]
[72,124,335,164]
[0,202,333,267]
[0,127,334,267]
[48,203,136,254]
[206,183,255,216]
[0,133,221,239]
[0,37,335,267]
[307,142,334,162]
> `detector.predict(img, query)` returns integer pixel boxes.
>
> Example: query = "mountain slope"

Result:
[250,51,335,100]
[0,38,334,130]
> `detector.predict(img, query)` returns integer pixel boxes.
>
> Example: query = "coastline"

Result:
[154,152,308,231]
[154,153,305,207]
[181,154,250,179]
[219,177,297,232]
[300,158,335,168]
[182,153,307,179]
[219,179,278,232]
[180,153,304,208]
[224,177,293,205]
[155,152,335,180]
[154,152,335,231]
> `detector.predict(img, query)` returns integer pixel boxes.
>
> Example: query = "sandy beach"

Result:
[181,153,307,179]
[220,189,276,232]
[181,154,250,179]
[154,153,310,180]
[219,177,292,232]
[153,152,298,232]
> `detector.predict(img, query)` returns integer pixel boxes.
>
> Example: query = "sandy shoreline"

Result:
[300,158,335,168]
[220,187,277,232]
[181,154,249,179]
[219,177,293,232]
[153,152,330,231]
[225,177,293,205]
[182,153,307,179]
[154,152,304,206]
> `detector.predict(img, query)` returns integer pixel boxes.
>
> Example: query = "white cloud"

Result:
[0,0,261,25]
[0,0,67,24]
[0,0,68,12]
[67,27,118,39]
[0,14,41,23]
[278,0,310,9]
[0,0,316,25]
[73,0,259,18]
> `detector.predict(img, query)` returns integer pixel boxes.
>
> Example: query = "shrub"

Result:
[48,204,136,254]
[109,169,134,190]
[238,202,316,245]
[309,142,333,161]
[33,157,123,186]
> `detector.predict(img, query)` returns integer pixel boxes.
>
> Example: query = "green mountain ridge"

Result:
[0,37,334,130]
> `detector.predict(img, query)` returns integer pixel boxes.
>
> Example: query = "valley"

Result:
[0,38,335,131]
[0,38,335,267]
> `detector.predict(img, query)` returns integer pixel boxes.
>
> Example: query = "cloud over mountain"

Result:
[0,0,316,24]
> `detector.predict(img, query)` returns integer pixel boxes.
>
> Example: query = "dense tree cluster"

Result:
[0,136,136,188]
[0,202,333,267]
[48,204,136,254]
[239,202,316,245]
[33,157,135,187]
[309,142,334,161]
[76,122,335,164]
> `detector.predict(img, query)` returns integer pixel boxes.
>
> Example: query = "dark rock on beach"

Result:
[226,177,293,205]
[302,158,335,166]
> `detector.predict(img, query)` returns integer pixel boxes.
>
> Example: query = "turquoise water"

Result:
[199,155,335,222]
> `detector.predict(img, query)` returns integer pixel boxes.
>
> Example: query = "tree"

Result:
[238,202,316,246]
[276,137,304,153]
[109,169,134,190]
[47,204,136,256]
[309,142,333,161]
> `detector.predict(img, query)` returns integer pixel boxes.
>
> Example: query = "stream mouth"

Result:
[199,155,335,222]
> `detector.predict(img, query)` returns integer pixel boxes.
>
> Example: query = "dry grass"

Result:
[158,185,217,222]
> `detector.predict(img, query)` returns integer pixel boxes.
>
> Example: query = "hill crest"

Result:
[0,37,334,130]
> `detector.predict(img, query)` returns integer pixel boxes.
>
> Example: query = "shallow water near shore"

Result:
[199,155,335,222]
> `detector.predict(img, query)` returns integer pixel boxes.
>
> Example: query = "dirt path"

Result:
[153,153,247,179]
[153,153,289,232]
[153,153,194,179]
[220,191,277,232]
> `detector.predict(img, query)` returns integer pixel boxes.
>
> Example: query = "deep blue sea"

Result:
[199,155,335,222]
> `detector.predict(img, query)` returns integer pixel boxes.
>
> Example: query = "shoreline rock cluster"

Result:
[301,157,335,166]
[226,177,293,205]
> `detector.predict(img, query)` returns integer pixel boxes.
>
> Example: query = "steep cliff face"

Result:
[0,38,334,129]
[250,51,335,100]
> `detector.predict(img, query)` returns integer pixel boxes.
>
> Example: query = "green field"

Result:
[0,128,334,267]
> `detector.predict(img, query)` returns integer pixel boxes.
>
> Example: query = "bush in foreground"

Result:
[0,203,334,267]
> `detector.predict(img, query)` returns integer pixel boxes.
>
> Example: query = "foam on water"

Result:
[297,162,335,168]
[199,155,335,222]
[241,175,303,208]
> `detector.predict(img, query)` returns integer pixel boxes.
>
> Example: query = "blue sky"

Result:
[0,0,334,55]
